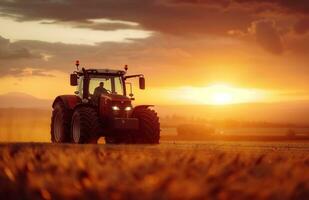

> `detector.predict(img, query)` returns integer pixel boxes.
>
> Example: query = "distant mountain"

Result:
[0,92,52,108]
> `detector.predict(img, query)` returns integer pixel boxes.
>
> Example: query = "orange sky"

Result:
[0,0,308,105]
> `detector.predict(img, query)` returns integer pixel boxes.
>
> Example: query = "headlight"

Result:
[112,106,120,111]
[124,106,132,111]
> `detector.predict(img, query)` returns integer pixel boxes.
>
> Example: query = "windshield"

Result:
[89,76,124,96]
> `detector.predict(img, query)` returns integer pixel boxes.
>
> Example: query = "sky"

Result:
[0,0,308,105]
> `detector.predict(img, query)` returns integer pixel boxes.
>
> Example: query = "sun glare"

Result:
[208,84,234,105]
[211,92,232,105]
[168,83,267,105]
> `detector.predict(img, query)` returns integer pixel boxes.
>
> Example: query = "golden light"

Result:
[208,84,234,105]
[163,83,269,105]
[211,92,232,105]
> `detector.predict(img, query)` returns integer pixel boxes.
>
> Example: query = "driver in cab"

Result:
[93,82,108,103]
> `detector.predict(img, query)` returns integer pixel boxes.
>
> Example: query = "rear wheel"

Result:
[50,101,71,143]
[71,106,102,144]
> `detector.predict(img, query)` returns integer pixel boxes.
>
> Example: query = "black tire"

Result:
[50,101,71,143]
[131,107,160,144]
[71,106,102,144]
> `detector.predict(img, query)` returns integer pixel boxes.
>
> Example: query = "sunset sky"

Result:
[0,0,308,105]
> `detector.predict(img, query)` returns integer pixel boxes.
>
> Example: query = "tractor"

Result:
[50,61,160,144]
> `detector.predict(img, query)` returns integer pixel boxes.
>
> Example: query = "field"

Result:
[0,142,308,200]
[2,108,309,143]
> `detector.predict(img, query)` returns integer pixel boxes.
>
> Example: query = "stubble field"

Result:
[0,142,308,200]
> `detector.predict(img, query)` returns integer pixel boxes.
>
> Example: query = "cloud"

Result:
[269,0,309,14]
[286,34,309,55]
[0,67,54,77]
[0,1,308,90]
[0,0,266,36]
[249,20,284,54]
[0,0,306,39]
[74,19,140,31]
[294,18,309,35]
[234,0,309,14]
[0,36,41,60]
[167,0,232,7]
[0,36,48,77]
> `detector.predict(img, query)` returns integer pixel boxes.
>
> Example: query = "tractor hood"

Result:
[99,93,132,119]
[100,94,131,102]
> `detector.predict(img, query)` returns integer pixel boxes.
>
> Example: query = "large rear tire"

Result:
[71,106,102,144]
[132,107,160,144]
[50,101,71,143]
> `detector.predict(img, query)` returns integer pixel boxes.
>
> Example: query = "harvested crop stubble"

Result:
[0,142,308,200]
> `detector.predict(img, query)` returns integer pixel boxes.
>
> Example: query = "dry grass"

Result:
[0,142,308,200]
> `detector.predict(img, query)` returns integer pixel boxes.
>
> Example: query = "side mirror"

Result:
[70,74,78,86]
[139,77,145,89]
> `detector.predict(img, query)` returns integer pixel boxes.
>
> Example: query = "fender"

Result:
[73,103,97,111]
[52,95,81,110]
[132,105,154,114]
[133,105,154,110]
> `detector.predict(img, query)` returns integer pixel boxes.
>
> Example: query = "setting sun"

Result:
[208,84,234,105]
[164,83,269,105]
[211,92,232,105]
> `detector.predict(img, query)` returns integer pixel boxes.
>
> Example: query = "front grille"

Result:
[111,101,131,118]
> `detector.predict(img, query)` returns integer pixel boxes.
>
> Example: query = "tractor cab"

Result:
[71,69,126,103]
[70,66,145,104]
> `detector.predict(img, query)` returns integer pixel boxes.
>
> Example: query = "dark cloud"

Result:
[0,30,307,91]
[271,0,309,14]
[168,0,231,7]
[0,0,307,33]
[0,0,268,36]
[294,18,309,35]
[0,0,306,40]
[249,20,284,54]
[286,34,309,55]
[0,34,250,85]
[234,0,309,14]
[0,36,41,60]
[0,1,308,87]
[0,36,45,77]
[39,19,141,31]
[75,21,139,31]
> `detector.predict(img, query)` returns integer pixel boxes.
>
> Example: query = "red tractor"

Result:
[50,61,160,144]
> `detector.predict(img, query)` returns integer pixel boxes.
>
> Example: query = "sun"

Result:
[211,92,232,105]
[169,83,265,105]
[207,84,234,105]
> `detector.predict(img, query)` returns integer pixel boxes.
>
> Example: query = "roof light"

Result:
[75,60,80,70]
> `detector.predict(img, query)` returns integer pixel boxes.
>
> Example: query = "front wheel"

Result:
[71,106,102,144]
[131,107,160,144]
